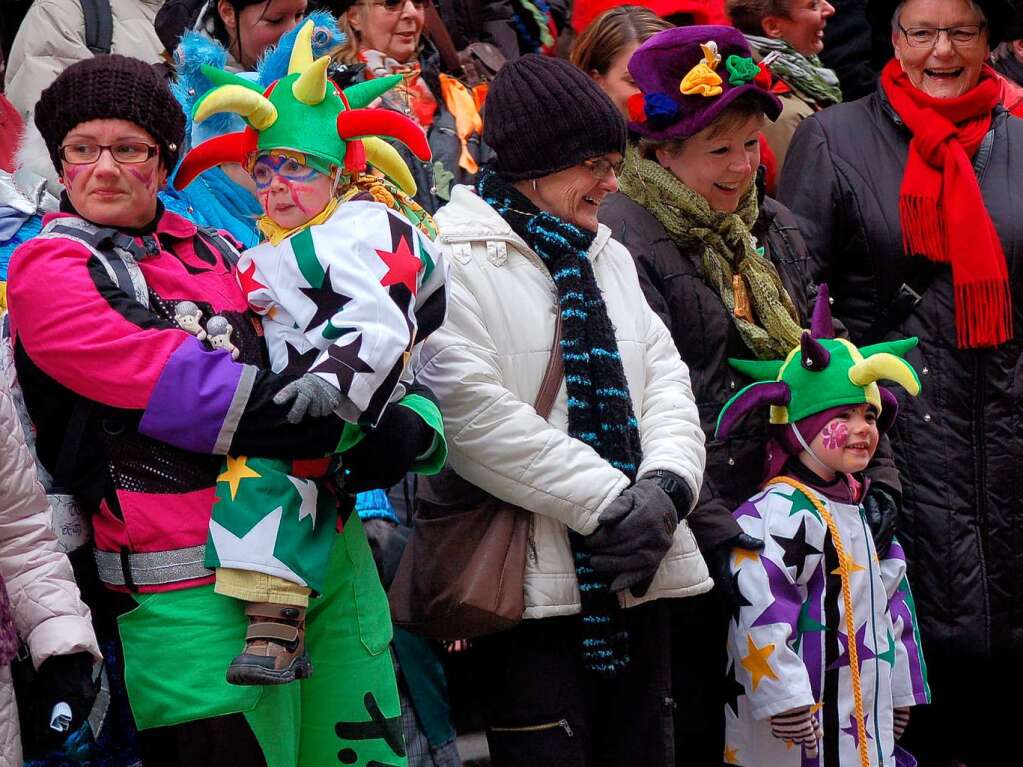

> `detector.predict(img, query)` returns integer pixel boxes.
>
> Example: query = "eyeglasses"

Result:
[59,142,159,165]
[365,0,431,12]
[250,152,321,189]
[897,23,986,48]
[583,156,625,180]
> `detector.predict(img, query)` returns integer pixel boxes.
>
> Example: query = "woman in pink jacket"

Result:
[0,373,101,766]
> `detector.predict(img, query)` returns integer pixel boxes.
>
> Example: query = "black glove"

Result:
[863,486,898,558]
[342,404,435,493]
[587,479,678,597]
[708,532,766,618]
[31,652,97,754]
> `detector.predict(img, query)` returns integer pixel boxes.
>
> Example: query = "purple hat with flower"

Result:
[626,25,782,140]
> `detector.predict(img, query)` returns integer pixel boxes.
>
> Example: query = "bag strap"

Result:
[81,0,114,55]
[424,2,464,75]
[533,308,563,419]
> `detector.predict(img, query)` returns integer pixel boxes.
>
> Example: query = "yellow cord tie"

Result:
[766,477,870,767]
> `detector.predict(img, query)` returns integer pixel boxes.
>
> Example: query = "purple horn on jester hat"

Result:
[877,386,900,435]
[810,283,835,339]
[800,330,831,371]
[715,381,791,440]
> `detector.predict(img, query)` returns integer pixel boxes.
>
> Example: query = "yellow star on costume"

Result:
[741,634,778,691]
[218,455,262,500]
[810,702,823,715]
[733,547,760,565]
[723,745,740,764]
[831,554,866,578]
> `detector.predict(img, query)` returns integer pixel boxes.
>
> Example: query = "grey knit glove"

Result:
[587,479,678,595]
[273,374,343,423]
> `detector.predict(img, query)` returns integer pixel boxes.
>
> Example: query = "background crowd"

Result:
[0,0,1021,766]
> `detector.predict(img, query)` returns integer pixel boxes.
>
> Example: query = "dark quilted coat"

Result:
[778,86,1023,660]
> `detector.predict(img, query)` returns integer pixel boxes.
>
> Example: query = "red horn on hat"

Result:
[174,129,257,189]
[337,109,431,161]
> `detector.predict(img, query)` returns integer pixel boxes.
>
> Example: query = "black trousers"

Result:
[135,713,267,767]
[900,652,1021,767]
[670,591,728,766]
[472,601,674,767]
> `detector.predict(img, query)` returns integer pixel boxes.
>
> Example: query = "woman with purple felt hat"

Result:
[598,25,907,762]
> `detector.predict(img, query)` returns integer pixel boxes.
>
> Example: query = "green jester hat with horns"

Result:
[174,19,430,197]
[716,284,922,440]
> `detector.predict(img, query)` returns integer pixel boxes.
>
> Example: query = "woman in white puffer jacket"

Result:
[0,373,100,766]
[414,55,710,767]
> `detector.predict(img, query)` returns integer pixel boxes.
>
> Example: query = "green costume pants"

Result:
[117,515,407,767]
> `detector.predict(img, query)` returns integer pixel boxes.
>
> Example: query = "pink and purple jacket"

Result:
[7,206,349,592]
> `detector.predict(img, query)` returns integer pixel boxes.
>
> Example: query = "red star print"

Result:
[376,236,420,295]
[237,260,268,300]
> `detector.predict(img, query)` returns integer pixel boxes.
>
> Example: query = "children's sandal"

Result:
[226,602,312,686]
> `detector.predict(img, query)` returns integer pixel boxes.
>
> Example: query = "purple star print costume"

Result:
[724,480,930,767]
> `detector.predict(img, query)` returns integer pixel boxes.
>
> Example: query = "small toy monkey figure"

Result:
[174,301,207,340]
[206,315,240,360]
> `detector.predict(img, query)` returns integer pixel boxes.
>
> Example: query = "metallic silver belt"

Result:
[94,545,212,587]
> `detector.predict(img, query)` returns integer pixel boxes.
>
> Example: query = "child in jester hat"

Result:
[715,285,930,767]
[175,20,448,687]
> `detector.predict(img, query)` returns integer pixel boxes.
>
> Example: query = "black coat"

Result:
[599,192,903,553]
[778,87,1023,660]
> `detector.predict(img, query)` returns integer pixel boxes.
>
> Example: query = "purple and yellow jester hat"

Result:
[716,285,922,440]
[174,20,430,196]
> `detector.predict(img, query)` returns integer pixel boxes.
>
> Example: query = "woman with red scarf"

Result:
[777,1,1021,764]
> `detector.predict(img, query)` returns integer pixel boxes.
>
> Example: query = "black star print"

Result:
[310,333,375,394]
[298,264,353,332]
[724,660,745,717]
[771,517,822,581]
[282,339,322,375]
[730,568,752,625]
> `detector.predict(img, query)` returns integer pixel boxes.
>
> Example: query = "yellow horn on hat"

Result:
[194,85,278,130]
[293,55,331,105]
[848,353,921,396]
[363,137,417,197]
[288,20,315,75]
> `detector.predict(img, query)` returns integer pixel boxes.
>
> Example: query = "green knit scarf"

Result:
[618,146,803,360]
[745,34,842,106]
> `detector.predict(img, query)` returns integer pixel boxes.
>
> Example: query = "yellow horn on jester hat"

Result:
[288,20,315,75]
[193,85,278,131]
[292,55,331,105]
[363,137,417,197]
[847,353,921,396]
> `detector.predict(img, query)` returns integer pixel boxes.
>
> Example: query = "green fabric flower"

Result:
[726,55,759,86]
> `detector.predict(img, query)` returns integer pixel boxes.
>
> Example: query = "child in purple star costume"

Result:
[715,286,929,767]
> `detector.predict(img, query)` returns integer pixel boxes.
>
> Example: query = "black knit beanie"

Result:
[35,55,185,175]
[483,54,627,181]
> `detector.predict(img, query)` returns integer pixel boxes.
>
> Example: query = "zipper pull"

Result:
[558,719,574,737]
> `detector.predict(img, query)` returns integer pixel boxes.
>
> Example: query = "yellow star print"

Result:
[723,745,740,764]
[217,455,261,501]
[733,548,760,565]
[741,634,778,691]
[831,554,866,578]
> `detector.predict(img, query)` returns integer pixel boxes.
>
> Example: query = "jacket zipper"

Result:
[490,719,574,737]
[972,352,992,653]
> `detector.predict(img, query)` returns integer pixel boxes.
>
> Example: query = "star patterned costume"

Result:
[175,20,449,594]
[715,285,931,767]
[723,480,929,766]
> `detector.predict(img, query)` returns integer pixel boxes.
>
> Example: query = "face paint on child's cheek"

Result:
[820,421,849,450]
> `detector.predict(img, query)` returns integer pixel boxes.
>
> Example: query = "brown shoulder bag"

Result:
[388,312,564,640]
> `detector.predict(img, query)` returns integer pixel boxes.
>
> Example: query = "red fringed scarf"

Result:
[881,59,1012,348]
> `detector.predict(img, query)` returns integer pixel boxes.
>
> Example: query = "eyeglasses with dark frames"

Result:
[59,142,160,165]
[896,23,985,48]
[365,0,431,12]
[583,156,626,180]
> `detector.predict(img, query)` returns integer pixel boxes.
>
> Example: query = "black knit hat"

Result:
[483,54,627,181]
[35,55,185,175]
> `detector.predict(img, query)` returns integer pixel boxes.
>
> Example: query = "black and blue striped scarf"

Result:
[477,167,643,677]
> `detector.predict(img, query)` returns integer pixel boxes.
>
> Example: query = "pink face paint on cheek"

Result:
[286,180,316,215]
[820,421,849,451]
[63,165,85,184]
